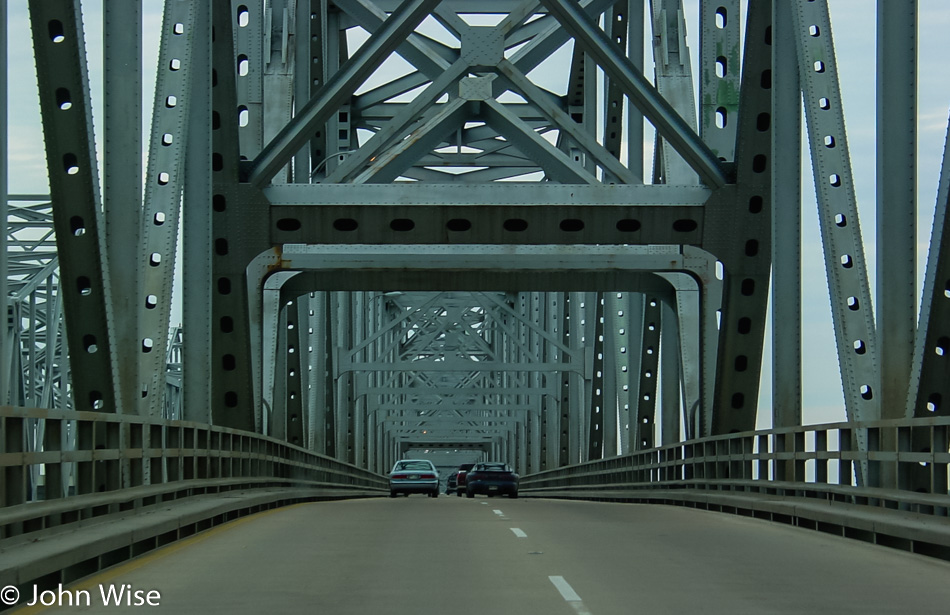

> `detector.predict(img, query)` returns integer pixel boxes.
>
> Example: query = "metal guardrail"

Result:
[520,417,950,559]
[0,406,387,590]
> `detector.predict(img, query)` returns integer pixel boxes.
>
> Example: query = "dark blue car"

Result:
[465,462,519,498]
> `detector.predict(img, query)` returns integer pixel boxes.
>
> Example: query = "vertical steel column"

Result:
[353,293,366,467]
[262,0,295,182]
[660,301,680,444]
[604,294,625,456]
[271,302,289,439]
[0,0,6,406]
[600,295,619,458]
[771,0,802,428]
[334,292,354,462]
[183,0,213,423]
[906,116,950,491]
[324,291,338,457]
[30,0,116,413]
[699,0,740,161]
[558,293,572,466]
[793,0,880,431]
[709,0,773,434]
[139,0,198,417]
[650,0,699,183]
[618,293,644,454]
[292,0,309,182]
[104,0,142,415]
[635,295,661,448]
[602,2,629,183]
[261,286,281,434]
[575,293,596,462]
[876,1,917,421]
[323,9,350,177]
[285,298,307,446]
[563,28,592,176]
[543,292,560,470]
[663,275,704,439]
[235,0,265,156]
[308,292,324,452]
[525,293,540,472]
[368,294,385,471]
[211,0,263,431]
[587,293,606,460]
[627,0,645,180]
[307,0,329,178]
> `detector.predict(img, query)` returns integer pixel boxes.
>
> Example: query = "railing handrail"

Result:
[522,416,950,481]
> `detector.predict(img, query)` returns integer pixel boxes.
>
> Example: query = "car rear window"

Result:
[395,461,432,471]
[479,464,509,472]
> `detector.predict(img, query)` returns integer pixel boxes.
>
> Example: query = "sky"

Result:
[6,1,950,429]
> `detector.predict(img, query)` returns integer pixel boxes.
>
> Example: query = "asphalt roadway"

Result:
[11,496,950,614]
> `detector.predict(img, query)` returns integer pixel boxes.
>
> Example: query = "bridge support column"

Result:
[771,0,803,431]
[660,302,681,445]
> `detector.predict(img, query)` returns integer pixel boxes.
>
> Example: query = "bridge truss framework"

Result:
[2,0,947,499]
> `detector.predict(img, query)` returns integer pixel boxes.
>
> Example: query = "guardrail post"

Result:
[2,414,24,508]
[43,416,64,499]
[794,431,806,485]
[815,429,828,484]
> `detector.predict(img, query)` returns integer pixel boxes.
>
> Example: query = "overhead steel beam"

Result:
[380,407,534,413]
[360,386,554,396]
[341,360,584,373]
[266,182,709,204]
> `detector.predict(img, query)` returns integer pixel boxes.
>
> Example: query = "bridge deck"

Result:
[10,498,950,614]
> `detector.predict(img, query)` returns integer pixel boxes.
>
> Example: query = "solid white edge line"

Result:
[549,575,582,602]
[510,528,527,538]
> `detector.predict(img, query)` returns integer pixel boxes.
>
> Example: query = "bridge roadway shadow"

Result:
[11,497,950,614]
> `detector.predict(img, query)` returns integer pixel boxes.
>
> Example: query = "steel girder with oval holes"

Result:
[201,0,779,454]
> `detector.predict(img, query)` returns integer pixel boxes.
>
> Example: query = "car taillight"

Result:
[391,474,408,480]
[420,473,435,479]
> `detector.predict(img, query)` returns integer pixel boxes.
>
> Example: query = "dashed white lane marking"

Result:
[549,576,581,601]
[493,509,504,515]
[510,528,527,538]
[549,576,593,615]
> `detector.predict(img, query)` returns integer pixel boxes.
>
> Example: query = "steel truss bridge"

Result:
[2,0,950,597]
